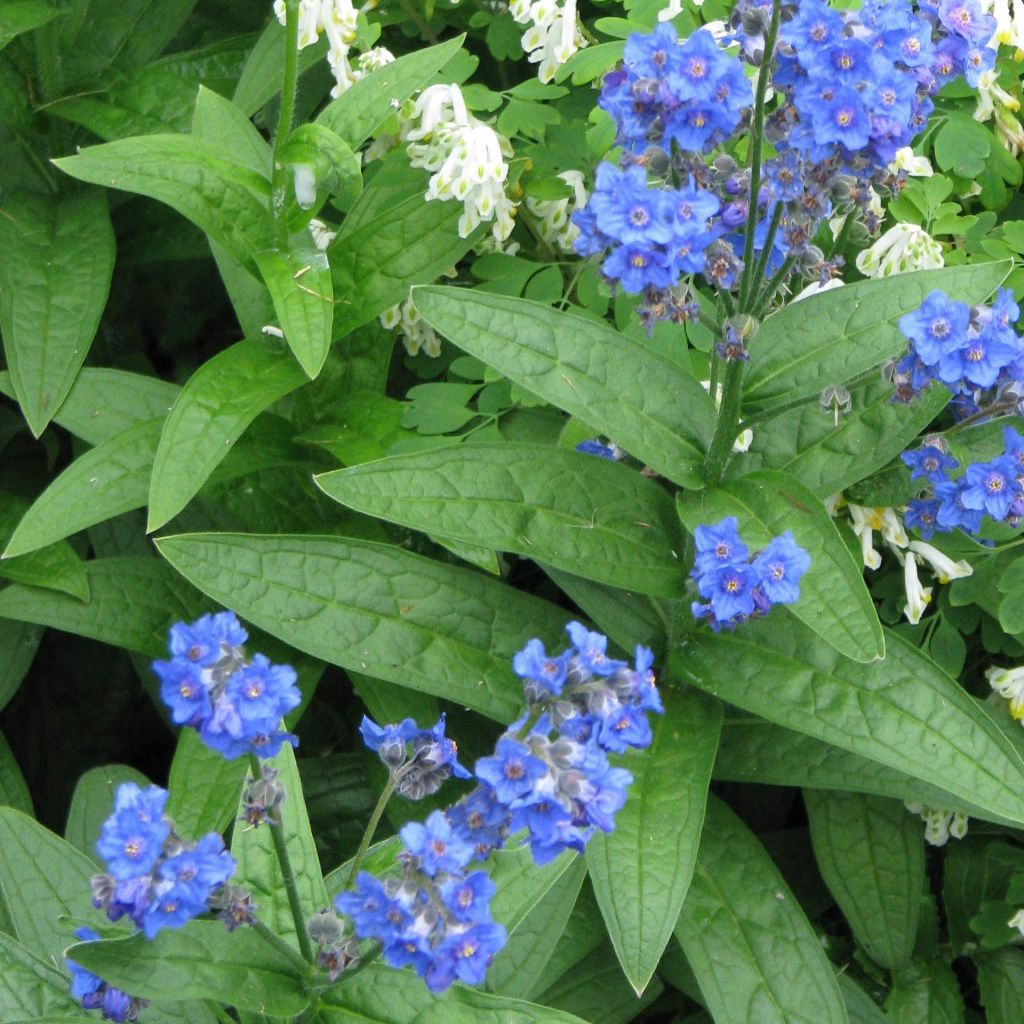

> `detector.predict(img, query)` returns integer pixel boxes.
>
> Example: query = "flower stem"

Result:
[250,914,313,975]
[247,753,315,964]
[343,775,398,891]
[271,0,300,247]
[702,358,744,486]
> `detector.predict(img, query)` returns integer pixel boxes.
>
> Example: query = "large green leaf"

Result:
[167,728,248,840]
[0,3,63,51]
[147,339,307,531]
[0,493,88,600]
[805,790,924,969]
[65,922,309,1016]
[233,19,327,117]
[886,961,964,1024]
[0,557,204,658]
[414,287,715,488]
[329,195,474,339]
[317,444,685,598]
[0,190,115,436]
[155,532,568,722]
[0,931,87,1020]
[65,764,151,863]
[714,715,1017,827]
[192,85,270,178]
[231,743,327,948]
[587,688,720,994]
[839,975,891,1024]
[744,262,1011,413]
[943,837,1020,956]
[0,808,99,966]
[734,379,950,498]
[978,948,1024,1024]
[678,469,884,662]
[316,36,464,147]
[4,418,162,557]
[0,729,31,814]
[0,621,42,715]
[675,796,848,1024]
[678,618,1024,825]
[255,248,333,378]
[54,136,272,271]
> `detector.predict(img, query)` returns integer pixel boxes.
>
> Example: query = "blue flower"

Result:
[426,923,507,992]
[959,456,1020,520]
[902,446,959,483]
[752,532,812,605]
[905,498,945,539]
[226,654,301,724]
[68,927,105,1001]
[359,715,417,765]
[401,810,475,877]
[440,870,496,923]
[168,611,246,666]
[899,291,971,365]
[154,658,209,726]
[513,638,570,696]
[95,784,170,880]
[475,737,548,804]
[566,621,627,676]
[692,516,748,576]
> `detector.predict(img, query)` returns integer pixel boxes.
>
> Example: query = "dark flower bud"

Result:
[307,908,345,946]
[241,766,287,827]
[211,886,258,931]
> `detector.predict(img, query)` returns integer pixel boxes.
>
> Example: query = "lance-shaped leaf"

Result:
[414,287,716,488]
[587,688,721,994]
[0,931,86,1020]
[317,444,685,598]
[678,469,884,663]
[839,975,891,1024]
[0,808,99,966]
[147,339,307,531]
[0,3,63,51]
[192,85,270,178]
[0,621,42,715]
[0,493,88,600]
[65,922,309,1017]
[316,36,464,147]
[676,617,1024,826]
[0,190,115,436]
[255,249,333,378]
[0,730,32,814]
[54,136,273,272]
[231,744,327,948]
[675,796,848,1024]
[805,790,924,970]
[978,948,1024,1024]
[155,532,568,722]
[744,261,1011,413]
[65,764,151,863]
[167,729,248,840]
[886,961,964,1024]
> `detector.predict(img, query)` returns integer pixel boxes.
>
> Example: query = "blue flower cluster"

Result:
[690,517,811,630]
[90,782,235,940]
[360,712,471,799]
[67,927,146,1023]
[893,289,1023,410]
[904,429,1024,538]
[336,623,661,992]
[153,612,301,760]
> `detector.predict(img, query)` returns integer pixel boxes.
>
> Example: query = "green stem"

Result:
[271,0,300,247]
[247,753,315,964]
[737,0,782,313]
[515,707,543,740]
[250,915,313,975]
[751,253,797,317]
[343,775,398,890]
[747,201,784,301]
[702,358,745,486]
[829,210,854,260]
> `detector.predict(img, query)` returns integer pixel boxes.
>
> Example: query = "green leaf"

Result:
[64,764,151,862]
[0,729,32,814]
[192,85,270,178]
[148,339,307,531]
[413,287,716,488]
[0,557,204,658]
[677,469,884,663]
[978,948,1024,1024]
[0,620,42,715]
[804,791,923,969]
[54,136,273,272]
[316,444,685,597]
[838,975,891,1024]
[0,931,85,1020]
[65,922,309,1016]
[3,418,162,557]
[255,248,334,378]
[316,36,464,147]
[934,114,991,178]
[0,808,99,965]
[231,743,327,948]
[677,619,1024,826]
[486,858,586,999]
[232,19,328,117]
[0,493,88,600]
[0,368,178,446]
[944,838,1021,956]
[0,191,115,436]
[587,688,720,994]
[675,796,848,1024]
[886,961,964,1024]
[0,2,63,51]
[744,262,1011,413]
[155,532,568,722]
[329,193,475,340]
[167,728,248,840]
[735,379,950,498]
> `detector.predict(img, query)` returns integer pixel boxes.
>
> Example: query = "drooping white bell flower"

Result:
[905,802,968,846]
[987,664,1024,720]
[512,0,586,82]
[855,223,944,279]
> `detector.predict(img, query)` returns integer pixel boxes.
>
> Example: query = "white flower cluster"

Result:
[524,170,587,252]
[274,0,393,98]
[404,83,516,243]
[837,501,972,626]
[904,801,969,846]
[856,223,944,279]
[380,291,442,358]
[510,0,585,83]
[988,664,1024,720]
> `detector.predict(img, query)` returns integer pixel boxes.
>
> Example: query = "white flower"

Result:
[855,223,944,279]
[905,802,969,846]
[847,505,907,570]
[516,0,586,82]
[309,218,337,250]
[658,0,684,21]
[792,278,844,303]
[984,0,1024,50]
[987,664,1024,719]
[902,552,932,625]
[907,541,973,584]
[525,170,588,252]
[1010,908,1024,936]
[380,291,442,357]
[995,105,1024,157]
[975,67,1021,123]
[889,147,934,177]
